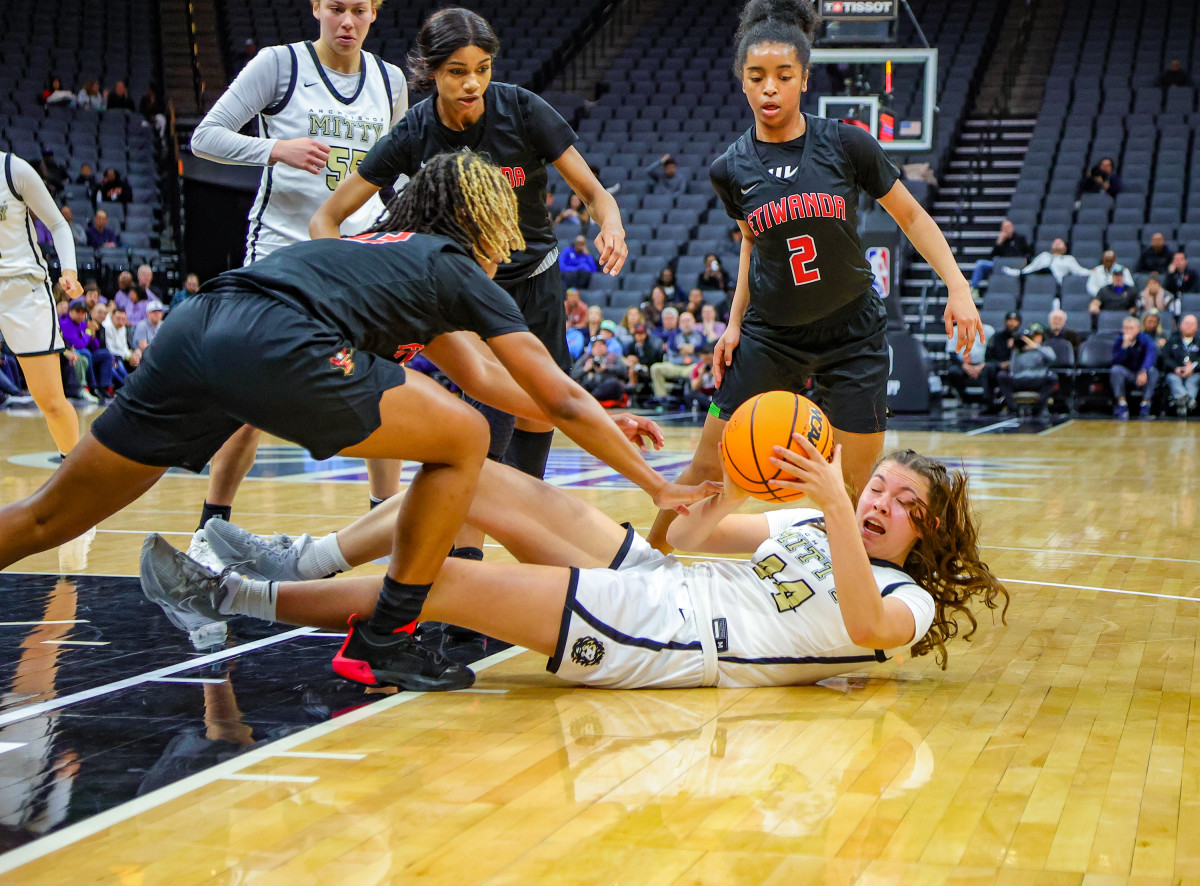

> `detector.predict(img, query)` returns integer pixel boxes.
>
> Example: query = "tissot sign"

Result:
[821,1,896,18]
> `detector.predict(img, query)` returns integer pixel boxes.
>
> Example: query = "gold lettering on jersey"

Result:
[0,204,6,221]
[753,554,816,613]
[774,530,834,580]
[308,115,385,143]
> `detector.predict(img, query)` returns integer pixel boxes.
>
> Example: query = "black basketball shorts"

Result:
[711,290,889,435]
[91,292,408,471]
[502,263,571,371]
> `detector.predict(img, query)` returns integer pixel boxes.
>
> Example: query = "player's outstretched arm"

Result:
[665,443,768,554]
[553,146,627,276]
[310,171,380,239]
[878,180,984,356]
[485,332,718,513]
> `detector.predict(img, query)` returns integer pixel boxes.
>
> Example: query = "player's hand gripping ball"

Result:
[720,391,834,502]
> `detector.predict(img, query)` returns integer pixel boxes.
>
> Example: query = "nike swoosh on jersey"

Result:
[304,81,319,88]
[740,184,759,195]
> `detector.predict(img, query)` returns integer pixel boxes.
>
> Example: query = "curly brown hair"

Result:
[879,450,1008,667]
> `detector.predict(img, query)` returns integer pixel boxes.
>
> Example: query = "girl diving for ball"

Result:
[0,152,712,691]
[143,441,1007,689]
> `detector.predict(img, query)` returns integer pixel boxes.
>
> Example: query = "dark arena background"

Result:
[1,0,1200,881]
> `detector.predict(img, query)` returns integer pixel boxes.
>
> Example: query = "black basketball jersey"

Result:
[356,82,576,285]
[710,116,900,327]
[201,231,529,361]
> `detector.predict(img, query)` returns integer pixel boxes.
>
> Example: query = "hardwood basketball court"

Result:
[0,408,1197,884]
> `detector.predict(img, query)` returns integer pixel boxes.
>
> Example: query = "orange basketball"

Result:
[720,392,834,502]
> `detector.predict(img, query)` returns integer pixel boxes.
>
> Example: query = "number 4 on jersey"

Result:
[786,235,820,286]
[753,554,816,613]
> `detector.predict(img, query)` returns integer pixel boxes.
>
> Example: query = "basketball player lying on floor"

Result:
[0,152,712,692]
[143,438,1008,688]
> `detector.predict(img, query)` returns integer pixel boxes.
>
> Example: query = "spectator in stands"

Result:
[106,80,136,112]
[136,264,160,305]
[598,320,624,356]
[1111,315,1158,420]
[1157,59,1192,89]
[580,304,604,342]
[645,154,687,197]
[697,254,729,292]
[623,322,663,404]
[88,302,129,389]
[103,306,140,371]
[1164,251,1199,296]
[140,84,168,140]
[617,306,644,346]
[86,209,119,248]
[75,163,99,205]
[112,272,147,327]
[41,75,75,107]
[81,281,106,312]
[1137,232,1172,276]
[37,151,68,195]
[1162,313,1199,416]
[1139,272,1171,314]
[996,323,1056,418]
[1090,269,1137,319]
[60,298,113,401]
[570,337,625,403]
[656,267,678,299]
[1004,238,1089,284]
[1141,309,1168,350]
[649,309,704,402]
[641,285,667,331]
[554,194,590,229]
[98,168,132,205]
[728,226,743,248]
[76,79,105,111]
[133,300,165,351]
[699,302,726,343]
[945,327,988,406]
[1087,250,1133,297]
[59,205,87,246]
[684,288,706,317]
[171,273,200,311]
[982,311,1022,413]
[1076,157,1123,201]
[1047,309,1083,353]
[237,38,259,74]
[559,235,599,289]
[685,341,718,411]
[563,287,588,329]
[969,219,1029,294]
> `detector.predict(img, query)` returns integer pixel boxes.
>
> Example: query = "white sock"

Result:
[219,573,278,622]
[298,532,351,579]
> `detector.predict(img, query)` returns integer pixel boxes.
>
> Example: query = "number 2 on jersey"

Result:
[786,235,820,286]
[325,146,369,192]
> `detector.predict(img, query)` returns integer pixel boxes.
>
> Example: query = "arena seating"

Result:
[0,1,166,285]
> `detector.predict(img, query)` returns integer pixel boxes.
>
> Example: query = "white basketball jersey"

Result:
[245,42,397,263]
[0,153,51,281]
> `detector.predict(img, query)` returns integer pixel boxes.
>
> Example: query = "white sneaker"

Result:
[186,528,227,574]
[77,390,99,405]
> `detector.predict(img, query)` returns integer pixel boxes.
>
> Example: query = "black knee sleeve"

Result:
[463,395,517,462]
[503,429,554,479]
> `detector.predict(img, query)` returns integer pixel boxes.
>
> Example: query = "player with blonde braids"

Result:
[1,151,713,690]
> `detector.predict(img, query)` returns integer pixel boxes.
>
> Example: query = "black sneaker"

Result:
[418,621,489,666]
[333,616,475,691]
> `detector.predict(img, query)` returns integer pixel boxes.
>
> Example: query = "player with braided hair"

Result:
[0,151,712,690]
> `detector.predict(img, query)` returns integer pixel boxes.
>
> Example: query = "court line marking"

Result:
[0,743,26,755]
[0,620,89,626]
[998,578,1200,602]
[965,418,1021,436]
[40,640,109,647]
[1037,419,1075,435]
[149,677,227,685]
[0,644,526,876]
[273,751,366,761]
[0,627,318,729]
[220,774,319,784]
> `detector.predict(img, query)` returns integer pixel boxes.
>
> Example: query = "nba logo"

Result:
[866,246,890,298]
